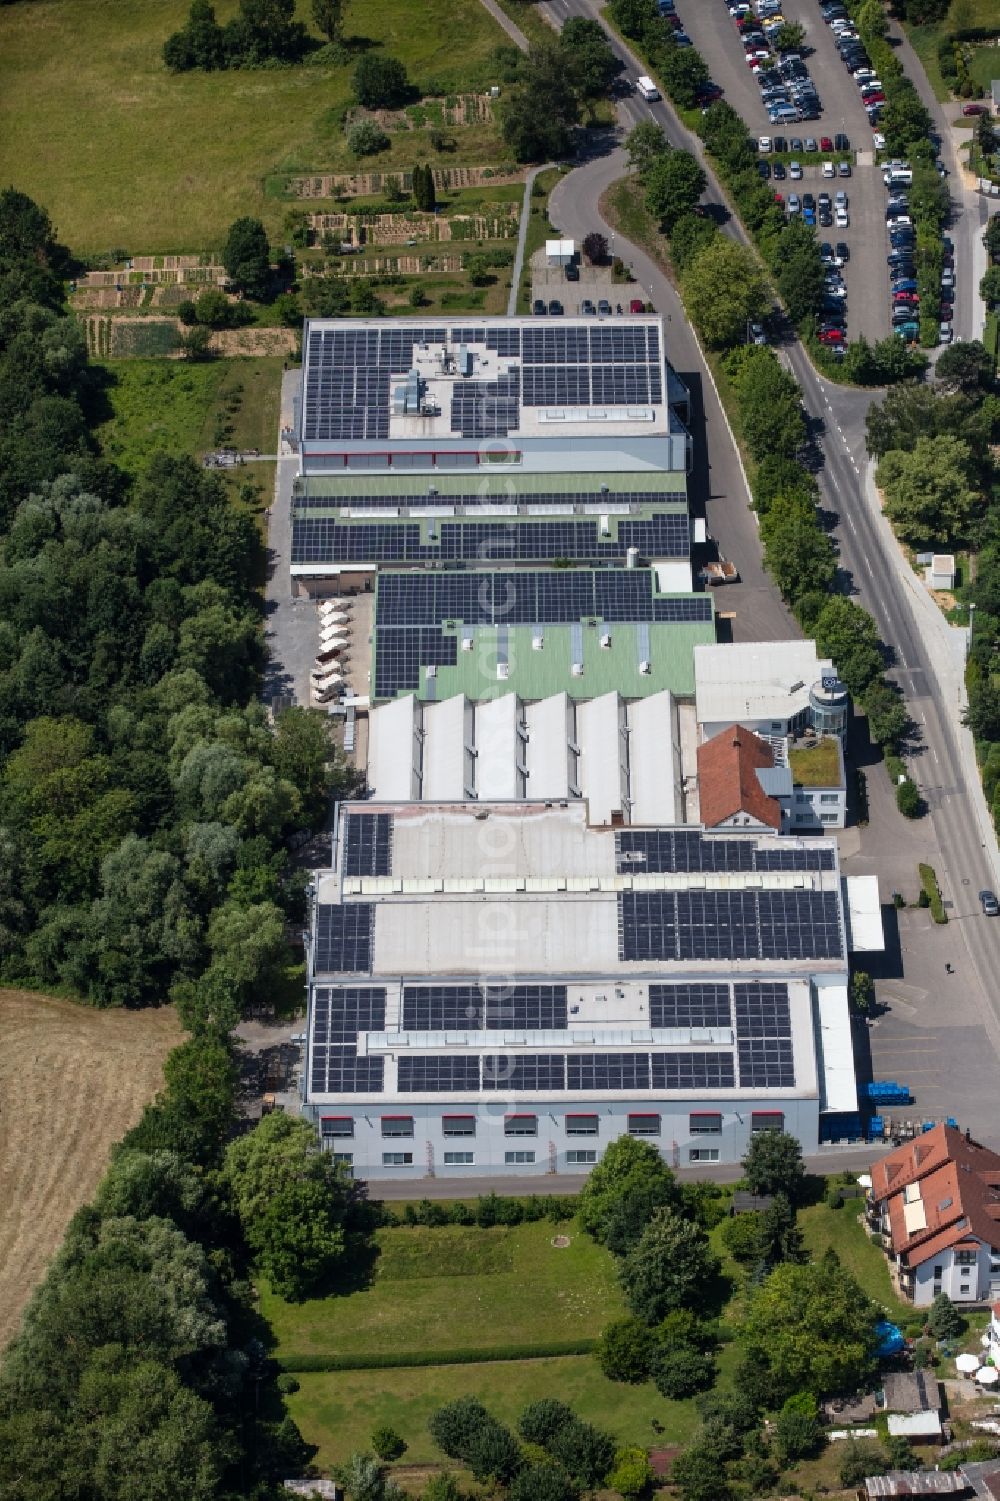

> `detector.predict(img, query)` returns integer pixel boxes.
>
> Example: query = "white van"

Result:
[636,76,661,100]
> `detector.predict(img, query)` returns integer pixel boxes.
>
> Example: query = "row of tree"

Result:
[498,24,620,164]
[164,0,345,71]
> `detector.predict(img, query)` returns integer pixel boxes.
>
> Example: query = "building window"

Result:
[820,793,840,804]
[382,1152,413,1166]
[689,1112,722,1135]
[689,1148,720,1163]
[567,1150,597,1166]
[566,1114,599,1136]
[933,1265,943,1281]
[442,1115,476,1137]
[443,1152,474,1165]
[955,1249,978,1266]
[320,1117,354,1139]
[333,1153,353,1168]
[504,1115,537,1136]
[820,812,839,823]
[505,1150,535,1164]
[751,1111,785,1133]
[381,1117,414,1137]
[628,1113,661,1137]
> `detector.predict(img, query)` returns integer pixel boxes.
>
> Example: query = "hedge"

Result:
[277,1338,598,1372]
[918,862,948,923]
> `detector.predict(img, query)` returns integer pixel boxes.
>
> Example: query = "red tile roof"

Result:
[871,1124,1000,1269]
[697,724,781,831]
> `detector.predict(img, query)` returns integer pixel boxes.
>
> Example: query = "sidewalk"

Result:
[863,460,1000,889]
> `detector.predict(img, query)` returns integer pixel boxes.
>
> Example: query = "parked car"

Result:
[804,136,818,152]
[758,135,773,153]
[963,102,988,116]
[773,135,787,152]
[789,137,803,151]
[942,268,955,288]
[938,322,953,343]
[895,322,919,340]
[979,889,999,916]
[789,160,803,178]
[565,263,579,281]
[803,192,816,209]
[787,192,801,213]
[838,160,852,177]
[834,132,850,151]
[580,299,596,315]
[548,299,564,315]
[819,135,834,152]
[822,160,836,178]
[773,160,786,179]
[757,160,772,179]
[532,299,546,315]
[803,207,816,225]
[890,278,918,293]
[835,207,849,227]
[818,192,831,210]
[835,241,850,263]
[629,298,645,313]
[597,299,612,315]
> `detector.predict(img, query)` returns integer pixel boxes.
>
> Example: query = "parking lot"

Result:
[673,0,890,343]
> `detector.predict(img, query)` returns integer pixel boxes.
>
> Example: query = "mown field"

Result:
[0,989,182,1351]
[0,0,509,252]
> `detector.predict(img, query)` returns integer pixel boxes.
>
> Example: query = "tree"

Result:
[669,212,718,271]
[772,21,805,50]
[681,239,769,348]
[896,777,921,817]
[621,1206,718,1322]
[775,233,826,323]
[741,1256,879,1401]
[608,0,659,38]
[607,1446,655,1500]
[371,1424,407,1460]
[348,120,391,156]
[222,216,270,300]
[775,1393,822,1461]
[429,1400,522,1484]
[582,231,608,264]
[670,1444,732,1501]
[858,0,889,36]
[935,340,994,394]
[839,1439,891,1487]
[224,1112,353,1298]
[741,1129,806,1203]
[644,151,706,231]
[354,53,411,108]
[334,1453,402,1501]
[927,1291,965,1339]
[577,1135,677,1245]
[499,39,580,161]
[985,213,1000,262]
[981,266,1000,308]
[312,0,344,43]
[651,1342,715,1398]
[562,17,619,99]
[181,324,214,361]
[625,121,669,175]
[861,679,909,748]
[193,287,233,326]
[595,1316,656,1383]
[509,1464,578,1501]
[545,1416,614,1488]
[876,434,979,547]
[812,597,885,699]
[760,493,837,602]
[519,1400,576,1446]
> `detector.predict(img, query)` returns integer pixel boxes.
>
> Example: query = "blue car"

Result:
[890,277,918,292]
[803,207,816,225]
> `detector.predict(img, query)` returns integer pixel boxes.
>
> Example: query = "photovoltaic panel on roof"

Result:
[567,1052,651,1091]
[649,983,732,1029]
[651,1051,736,1089]
[402,985,568,1032]
[342,811,393,876]
[616,830,834,874]
[309,986,386,1095]
[397,1056,482,1092]
[313,904,374,973]
[482,1054,567,1090]
[618,890,843,962]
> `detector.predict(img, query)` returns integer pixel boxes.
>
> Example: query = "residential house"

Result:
[868,1124,1000,1306]
[697,724,846,832]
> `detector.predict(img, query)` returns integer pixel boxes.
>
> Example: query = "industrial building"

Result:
[301,801,880,1180]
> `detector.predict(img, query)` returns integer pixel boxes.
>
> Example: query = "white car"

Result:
[822,160,836,178]
[942,268,955,288]
[873,130,887,149]
[758,135,773,153]
[835,207,849,227]
[939,323,953,344]
[887,214,911,228]
[834,190,848,208]
[789,159,803,178]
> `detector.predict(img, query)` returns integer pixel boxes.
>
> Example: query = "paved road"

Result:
[475,0,530,49]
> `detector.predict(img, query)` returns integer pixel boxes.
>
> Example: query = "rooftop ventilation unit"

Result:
[532,633,544,650]
[639,660,651,675]
[600,633,612,649]
[571,662,584,677]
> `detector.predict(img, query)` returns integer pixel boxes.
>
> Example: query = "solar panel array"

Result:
[381,1050,739,1093]
[310,987,386,1094]
[372,569,712,696]
[483,1054,567,1091]
[618,890,843,962]
[342,812,393,877]
[290,513,690,567]
[397,1056,482,1092]
[652,1052,736,1088]
[302,322,665,443]
[314,904,374,972]
[616,829,836,874]
[402,984,568,1032]
[650,983,732,1029]
[734,982,795,1087]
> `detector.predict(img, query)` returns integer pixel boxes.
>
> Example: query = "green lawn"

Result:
[515,166,567,312]
[967,44,1000,94]
[903,0,1000,104]
[799,1200,911,1316]
[287,1351,713,1469]
[789,738,842,787]
[262,1219,624,1362]
[0,0,509,253]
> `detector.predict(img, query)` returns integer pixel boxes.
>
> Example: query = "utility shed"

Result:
[887,1412,943,1441]
[883,1372,941,1414]
[545,238,575,266]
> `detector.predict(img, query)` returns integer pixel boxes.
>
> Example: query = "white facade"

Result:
[695,640,840,740]
[906,1243,1000,1306]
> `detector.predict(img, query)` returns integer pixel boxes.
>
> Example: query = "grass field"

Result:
[799,1199,911,1315]
[0,0,509,253]
[94,356,283,501]
[0,989,183,1351]
[903,0,1000,103]
[261,1219,624,1361]
[287,1350,717,1469]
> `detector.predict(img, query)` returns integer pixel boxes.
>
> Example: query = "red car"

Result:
[893,291,919,304]
[774,191,784,203]
[819,329,845,344]
[962,102,988,115]
[629,298,645,314]
[820,136,834,151]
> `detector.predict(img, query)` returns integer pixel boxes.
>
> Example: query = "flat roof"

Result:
[695,640,834,725]
[815,983,858,1113]
[844,874,885,952]
[294,470,689,505]
[300,316,671,447]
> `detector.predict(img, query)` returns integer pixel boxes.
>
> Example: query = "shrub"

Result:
[519,1400,576,1446]
[651,1343,715,1399]
[354,53,411,108]
[509,1463,578,1501]
[371,1423,406,1460]
[177,298,198,325]
[607,1445,655,1500]
[595,1317,655,1383]
[839,1439,890,1487]
[927,1291,964,1339]
[347,120,391,156]
[896,778,922,818]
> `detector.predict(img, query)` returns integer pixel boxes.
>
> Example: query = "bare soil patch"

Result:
[0,989,182,1351]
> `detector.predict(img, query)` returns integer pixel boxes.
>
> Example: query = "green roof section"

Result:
[789,738,844,788]
[417,619,714,702]
[296,470,688,501]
